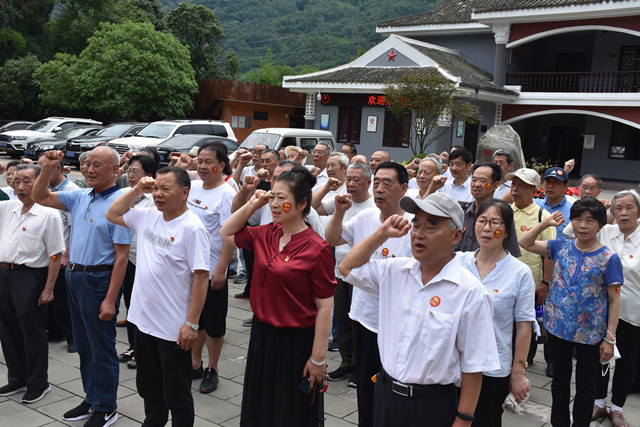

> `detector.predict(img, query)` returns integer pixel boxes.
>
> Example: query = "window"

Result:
[211,124,228,137]
[337,106,361,144]
[254,111,268,121]
[300,138,318,152]
[175,125,193,135]
[382,110,409,148]
[609,122,640,160]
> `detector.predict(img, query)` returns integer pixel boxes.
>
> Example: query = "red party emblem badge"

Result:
[557,170,564,175]
[493,230,502,238]
[616,285,621,293]
[21,227,26,231]
[430,296,441,307]
[630,255,634,259]
[51,255,58,262]
[520,225,527,232]
[285,256,290,262]
[170,237,175,242]
[283,202,292,212]
[493,289,499,294]
[381,248,389,256]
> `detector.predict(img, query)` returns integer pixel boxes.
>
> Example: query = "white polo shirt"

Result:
[0,201,65,268]
[341,207,413,333]
[439,176,473,203]
[345,254,500,386]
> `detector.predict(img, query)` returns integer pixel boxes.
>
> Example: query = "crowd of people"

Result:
[0,141,638,427]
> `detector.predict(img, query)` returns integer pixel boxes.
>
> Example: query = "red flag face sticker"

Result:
[430,296,441,307]
[282,202,292,212]
[51,255,59,262]
[381,248,389,256]
[212,167,218,174]
[616,285,621,293]
[485,182,491,190]
[493,230,502,238]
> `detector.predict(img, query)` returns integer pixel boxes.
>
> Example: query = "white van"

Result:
[239,128,335,164]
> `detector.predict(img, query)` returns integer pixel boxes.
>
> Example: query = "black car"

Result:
[149,134,240,166]
[24,126,103,160]
[65,122,147,164]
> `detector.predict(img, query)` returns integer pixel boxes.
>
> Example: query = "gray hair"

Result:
[79,152,90,164]
[419,157,443,175]
[15,164,41,179]
[316,141,332,153]
[329,152,349,168]
[492,149,514,164]
[347,162,372,180]
[580,174,602,188]
[610,189,640,214]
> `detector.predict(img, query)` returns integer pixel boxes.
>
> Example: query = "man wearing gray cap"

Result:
[339,192,499,427]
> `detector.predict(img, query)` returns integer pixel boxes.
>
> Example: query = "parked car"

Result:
[24,126,103,160]
[0,121,35,133]
[147,134,240,166]
[0,117,102,158]
[238,128,335,164]
[65,122,148,165]
[108,119,237,155]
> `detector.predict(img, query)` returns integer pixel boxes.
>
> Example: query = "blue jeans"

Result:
[66,269,120,412]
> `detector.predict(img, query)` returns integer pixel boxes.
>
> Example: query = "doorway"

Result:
[548,126,582,177]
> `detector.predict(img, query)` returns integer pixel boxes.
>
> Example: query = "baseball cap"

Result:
[542,167,568,183]
[504,168,541,187]
[399,192,464,229]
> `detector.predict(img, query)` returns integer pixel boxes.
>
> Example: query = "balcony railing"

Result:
[506,71,640,93]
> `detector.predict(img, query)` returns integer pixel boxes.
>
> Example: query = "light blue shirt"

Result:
[58,186,133,265]
[458,251,537,377]
[535,196,573,239]
[439,176,473,203]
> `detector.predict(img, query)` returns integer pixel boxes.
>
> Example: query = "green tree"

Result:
[36,21,198,121]
[0,55,43,119]
[384,70,480,155]
[243,50,317,86]
[0,0,54,63]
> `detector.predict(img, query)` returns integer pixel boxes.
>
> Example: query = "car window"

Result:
[240,132,280,149]
[126,125,145,136]
[300,138,318,151]
[59,122,76,131]
[137,123,176,138]
[211,125,228,137]
[27,120,58,132]
[96,124,131,137]
[192,124,211,135]
[175,125,193,135]
[56,127,93,139]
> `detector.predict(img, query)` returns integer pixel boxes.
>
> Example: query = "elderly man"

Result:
[106,167,210,427]
[326,161,412,427]
[309,141,332,190]
[34,148,132,427]
[312,152,349,215]
[341,143,357,161]
[37,154,79,353]
[339,192,499,427]
[492,149,514,200]
[406,157,443,200]
[0,164,65,404]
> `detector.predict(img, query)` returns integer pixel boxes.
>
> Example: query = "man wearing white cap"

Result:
[339,192,499,427]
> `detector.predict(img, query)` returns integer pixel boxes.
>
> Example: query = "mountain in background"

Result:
[158,0,438,74]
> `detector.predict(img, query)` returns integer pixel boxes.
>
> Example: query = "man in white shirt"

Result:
[439,148,473,203]
[312,152,349,218]
[339,192,499,427]
[310,141,332,190]
[0,164,65,404]
[326,161,413,427]
[106,166,210,427]
[492,149,514,201]
[1,160,19,200]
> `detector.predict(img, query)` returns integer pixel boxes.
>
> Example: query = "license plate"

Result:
[66,152,75,158]
[0,143,6,147]
[25,149,33,155]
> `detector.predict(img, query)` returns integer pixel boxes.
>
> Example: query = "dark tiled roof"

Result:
[377,0,624,27]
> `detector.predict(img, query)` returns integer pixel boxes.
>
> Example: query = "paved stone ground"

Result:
[1,279,640,426]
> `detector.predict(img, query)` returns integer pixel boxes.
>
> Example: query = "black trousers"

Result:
[335,278,354,370]
[46,267,73,344]
[472,375,510,427]
[353,321,381,427]
[241,248,254,297]
[373,375,457,427]
[548,333,600,427]
[596,319,640,407]
[123,261,136,350]
[134,325,194,427]
[0,267,49,392]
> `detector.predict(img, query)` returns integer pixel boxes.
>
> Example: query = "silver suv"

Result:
[108,119,236,155]
[0,117,103,158]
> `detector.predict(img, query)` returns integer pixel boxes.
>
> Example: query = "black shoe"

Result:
[242,317,253,327]
[227,269,237,278]
[63,401,93,421]
[347,374,357,388]
[127,357,136,369]
[234,292,250,299]
[200,367,219,393]
[0,383,27,396]
[118,348,134,363]
[84,409,118,427]
[67,343,77,353]
[47,333,66,342]
[328,366,352,381]
[192,362,204,379]
[328,340,339,352]
[546,362,554,378]
[21,386,51,404]
[233,274,247,284]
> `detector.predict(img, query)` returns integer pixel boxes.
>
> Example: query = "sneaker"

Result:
[63,401,93,421]
[118,349,134,363]
[127,357,137,369]
[328,340,339,352]
[199,367,219,393]
[84,409,118,427]
[0,383,27,396]
[545,362,554,378]
[192,362,204,379]
[21,386,51,404]
[233,274,247,284]
[242,317,253,327]
[347,374,357,388]
[328,367,352,381]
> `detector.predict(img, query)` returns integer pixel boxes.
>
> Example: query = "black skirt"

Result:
[240,316,323,427]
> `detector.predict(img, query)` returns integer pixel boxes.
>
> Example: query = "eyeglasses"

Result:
[312,150,327,155]
[127,168,144,176]
[476,218,504,229]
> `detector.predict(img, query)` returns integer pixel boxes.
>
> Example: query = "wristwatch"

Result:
[456,411,475,422]
[185,321,199,331]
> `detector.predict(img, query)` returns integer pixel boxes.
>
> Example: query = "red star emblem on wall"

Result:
[387,49,397,62]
